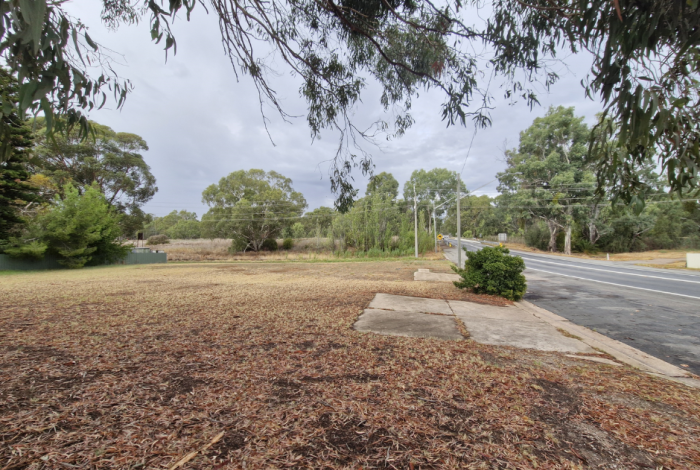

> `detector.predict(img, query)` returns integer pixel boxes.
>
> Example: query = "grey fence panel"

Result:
[0,254,65,271]
[113,252,167,265]
[0,251,167,271]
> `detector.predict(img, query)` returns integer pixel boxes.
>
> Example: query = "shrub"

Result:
[228,237,248,253]
[282,238,294,250]
[146,234,169,245]
[452,246,527,301]
[261,238,279,251]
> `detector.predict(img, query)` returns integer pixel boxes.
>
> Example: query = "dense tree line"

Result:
[142,169,439,254]
[443,107,700,254]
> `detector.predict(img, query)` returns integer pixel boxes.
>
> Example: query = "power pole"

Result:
[456,179,461,268]
[433,207,438,253]
[413,183,418,258]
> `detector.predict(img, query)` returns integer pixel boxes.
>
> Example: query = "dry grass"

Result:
[497,242,697,262]
[145,238,445,262]
[636,261,700,271]
[1,260,699,469]
[144,239,231,261]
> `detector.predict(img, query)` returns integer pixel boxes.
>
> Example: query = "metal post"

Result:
[457,179,461,269]
[413,183,418,258]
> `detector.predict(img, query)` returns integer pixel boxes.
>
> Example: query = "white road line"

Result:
[523,258,700,284]
[527,268,700,300]
[447,238,700,283]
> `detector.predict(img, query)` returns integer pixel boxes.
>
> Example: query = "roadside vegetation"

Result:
[1,262,698,468]
[143,238,445,262]
[453,246,527,301]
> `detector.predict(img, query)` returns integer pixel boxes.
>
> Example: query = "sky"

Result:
[68,1,604,218]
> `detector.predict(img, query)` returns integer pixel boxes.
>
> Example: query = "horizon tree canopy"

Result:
[2,0,699,208]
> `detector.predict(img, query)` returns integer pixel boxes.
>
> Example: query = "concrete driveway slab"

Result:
[462,318,595,353]
[359,293,597,353]
[354,308,463,340]
[449,301,541,322]
[368,293,453,316]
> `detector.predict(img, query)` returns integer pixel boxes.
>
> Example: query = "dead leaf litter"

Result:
[1,260,699,469]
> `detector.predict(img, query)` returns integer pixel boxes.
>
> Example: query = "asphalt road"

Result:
[442,238,700,375]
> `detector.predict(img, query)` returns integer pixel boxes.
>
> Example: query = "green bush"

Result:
[282,238,294,250]
[262,238,279,251]
[2,184,128,267]
[452,246,527,301]
[228,237,248,253]
[146,234,169,245]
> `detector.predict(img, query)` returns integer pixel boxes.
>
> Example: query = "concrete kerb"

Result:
[516,300,700,388]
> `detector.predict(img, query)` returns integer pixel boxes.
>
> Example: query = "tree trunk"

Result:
[564,224,572,255]
[547,220,558,252]
[589,206,600,244]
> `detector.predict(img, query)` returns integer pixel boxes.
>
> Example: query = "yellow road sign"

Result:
[437,234,443,241]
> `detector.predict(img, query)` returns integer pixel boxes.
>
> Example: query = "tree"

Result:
[31,119,156,208]
[403,168,463,235]
[290,222,306,239]
[497,107,593,254]
[366,172,399,201]
[41,184,127,267]
[0,69,39,242]
[145,210,201,239]
[301,206,335,237]
[3,1,699,207]
[443,195,509,239]
[200,170,307,251]
[4,184,128,267]
[30,119,157,236]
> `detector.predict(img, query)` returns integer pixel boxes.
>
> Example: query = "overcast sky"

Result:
[69,1,604,218]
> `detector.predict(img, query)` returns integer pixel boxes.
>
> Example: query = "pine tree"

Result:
[0,68,38,241]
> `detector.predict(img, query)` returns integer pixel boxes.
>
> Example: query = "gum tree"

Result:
[200,169,307,251]
[497,107,593,254]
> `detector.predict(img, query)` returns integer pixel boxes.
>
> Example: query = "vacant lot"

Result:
[1,260,699,469]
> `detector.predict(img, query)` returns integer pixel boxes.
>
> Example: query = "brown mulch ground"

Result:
[1,260,699,469]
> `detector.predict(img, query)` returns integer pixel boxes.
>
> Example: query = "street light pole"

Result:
[457,179,461,269]
[413,183,418,258]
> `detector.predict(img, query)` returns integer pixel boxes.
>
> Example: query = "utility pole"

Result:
[433,207,438,253]
[456,179,461,268]
[413,183,418,258]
